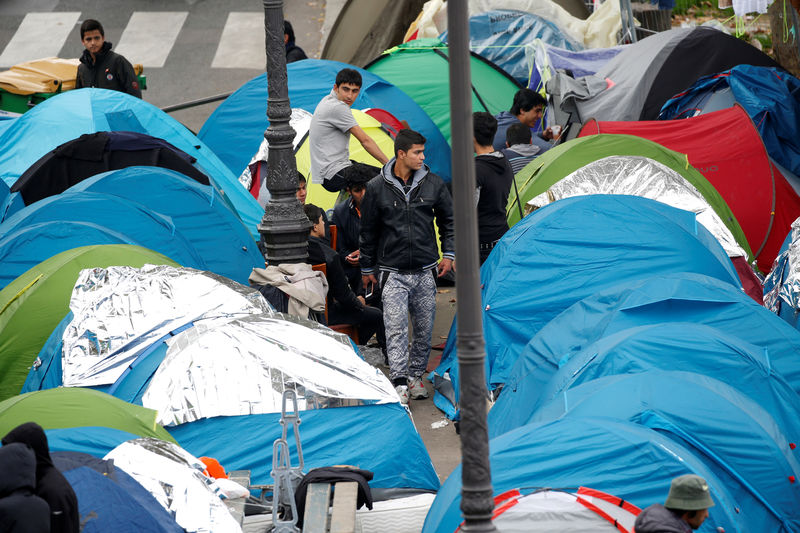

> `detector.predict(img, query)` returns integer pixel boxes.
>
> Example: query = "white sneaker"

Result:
[408,377,429,400]
[395,385,409,405]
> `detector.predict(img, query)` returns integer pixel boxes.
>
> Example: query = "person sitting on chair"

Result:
[305,203,385,350]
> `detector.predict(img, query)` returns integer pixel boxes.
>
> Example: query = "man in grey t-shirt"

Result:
[309,68,389,192]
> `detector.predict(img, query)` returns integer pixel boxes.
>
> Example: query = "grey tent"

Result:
[547,27,780,130]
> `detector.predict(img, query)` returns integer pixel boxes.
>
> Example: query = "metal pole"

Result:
[447,2,497,531]
[160,92,232,113]
[259,1,311,264]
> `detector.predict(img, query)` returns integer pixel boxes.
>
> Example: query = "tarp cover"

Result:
[491,272,800,437]
[528,370,800,532]
[199,59,451,183]
[765,217,800,329]
[0,244,177,402]
[528,39,624,92]
[660,65,800,178]
[104,438,242,533]
[422,418,743,533]
[433,195,740,419]
[440,10,583,85]
[60,264,273,388]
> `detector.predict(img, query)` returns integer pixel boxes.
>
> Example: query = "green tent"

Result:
[365,38,521,146]
[0,244,178,401]
[507,134,752,260]
[0,387,175,443]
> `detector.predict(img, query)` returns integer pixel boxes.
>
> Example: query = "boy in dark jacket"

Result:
[0,443,51,533]
[2,423,79,533]
[473,112,514,264]
[75,19,142,98]
[359,129,455,404]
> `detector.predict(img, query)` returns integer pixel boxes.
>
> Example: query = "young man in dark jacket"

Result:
[2,423,79,533]
[75,19,142,98]
[0,443,51,533]
[305,204,385,350]
[332,172,372,294]
[284,20,308,63]
[474,112,514,264]
[360,129,455,404]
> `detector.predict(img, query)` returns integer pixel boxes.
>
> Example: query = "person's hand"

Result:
[437,257,454,277]
[357,295,366,306]
[346,249,360,266]
[543,125,562,141]
[362,273,377,288]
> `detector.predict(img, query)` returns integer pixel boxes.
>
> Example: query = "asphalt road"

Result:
[0,0,329,132]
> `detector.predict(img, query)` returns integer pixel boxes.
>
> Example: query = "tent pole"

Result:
[447,2,498,531]
[258,0,312,265]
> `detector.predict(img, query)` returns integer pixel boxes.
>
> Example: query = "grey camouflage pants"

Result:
[381,270,437,382]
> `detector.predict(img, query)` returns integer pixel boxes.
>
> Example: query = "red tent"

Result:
[579,106,800,272]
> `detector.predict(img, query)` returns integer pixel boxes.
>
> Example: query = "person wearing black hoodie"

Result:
[284,20,308,63]
[0,442,51,533]
[2,423,79,533]
[75,19,142,98]
[473,112,514,264]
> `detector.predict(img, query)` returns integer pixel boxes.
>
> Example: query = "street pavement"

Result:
[0,0,464,485]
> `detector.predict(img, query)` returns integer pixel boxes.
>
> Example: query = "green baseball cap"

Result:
[665,474,715,510]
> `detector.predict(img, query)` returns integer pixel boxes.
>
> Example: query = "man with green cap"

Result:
[634,474,715,532]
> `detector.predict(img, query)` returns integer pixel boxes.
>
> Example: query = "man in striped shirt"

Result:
[501,122,540,174]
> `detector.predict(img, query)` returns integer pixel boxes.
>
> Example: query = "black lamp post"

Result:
[258,0,311,264]
[447,1,498,531]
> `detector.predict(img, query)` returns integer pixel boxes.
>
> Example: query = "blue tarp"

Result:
[529,370,800,532]
[763,229,800,331]
[422,418,744,533]
[63,466,183,533]
[0,191,202,289]
[660,65,800,178]
[433,195,741,419]
[0,89,262,237]
[69,167,262,284]
[528,41,625,91]
[490,272,800,436]
[440,10,583,86]
[45,426,145,458]
[497,323,800,437]
[199,59,452,183]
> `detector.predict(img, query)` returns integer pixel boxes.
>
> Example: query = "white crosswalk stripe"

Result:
[211,12,266,69]
[0,12,80,68]
[115,11,188,68]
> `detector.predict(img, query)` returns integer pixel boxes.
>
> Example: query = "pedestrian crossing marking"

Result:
[0,12,80,68]
[115,11,188,68]
[211,12,266,70]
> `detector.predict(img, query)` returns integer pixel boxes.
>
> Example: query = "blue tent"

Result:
[492,272,800,436]
[433,195,741,419]
[46,426,149,458]
[531,370,800,532]
[422,417,744,533]
[68,167,262,284]
[0,191,204,289]
[55,452,183,533]
[528,41,625,91]
[494,323,800,438]
[660,65,800,178]
[439,10,583,86]
[198,59,451,183]
[0,89,262,237]
[0,179,23,221]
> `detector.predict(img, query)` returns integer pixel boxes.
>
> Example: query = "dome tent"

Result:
[422,418,744,533]
[0,88,262,237]
[68,167,263,284]
[0,191,206,289]
[365,38,521,146]
[490,272,800,437]
[199,59,451,183]
[433,195,741,419]
[579,106,800,271]
[0,244,178,402]
[529,370,800,532]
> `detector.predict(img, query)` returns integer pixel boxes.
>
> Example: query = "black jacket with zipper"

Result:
[359,159,455,275]
[76,41,142,98]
